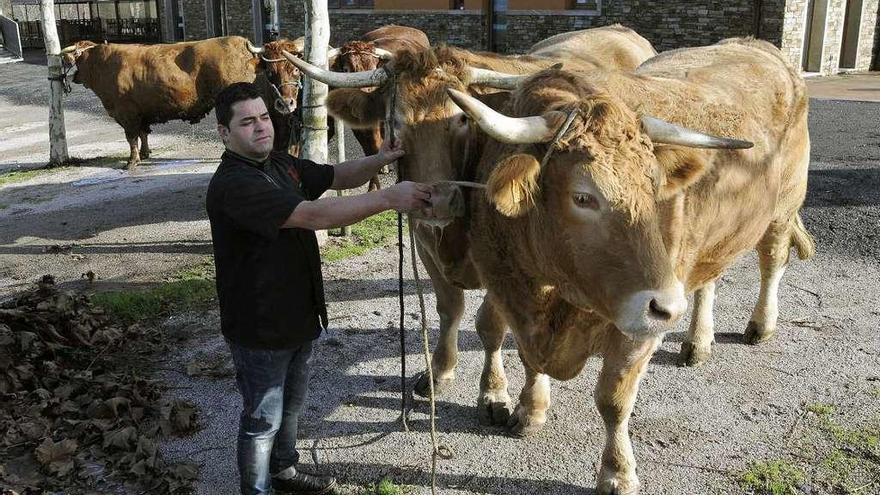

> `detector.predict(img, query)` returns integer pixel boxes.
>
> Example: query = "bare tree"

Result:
[299,0,329,163]
[41,0,68,165]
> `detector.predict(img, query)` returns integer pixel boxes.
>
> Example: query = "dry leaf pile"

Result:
[1,276,200,494]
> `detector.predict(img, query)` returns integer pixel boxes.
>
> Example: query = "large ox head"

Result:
[249,39,304,114]
[328,40,393,73]
[282,46,537,188]
[447,69,753,338]
[60,41,100,84]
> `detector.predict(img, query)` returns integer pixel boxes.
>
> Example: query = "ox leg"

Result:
[745,221,792,345]
[475,295,513,426]
[595,333,660,495]
[138,130,150,159]
[413,243,464,397]
[678,280,716,367]
[507,361,550,437]
[124,130,140,170]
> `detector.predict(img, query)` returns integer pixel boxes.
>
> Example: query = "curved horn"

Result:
[467,67,530,90]
[326,47,340,59]
[246,40,264,55]
[447,89,558,144]
[281,50,388,88]
[373,47,393,60]
[641,116,754,149]
[61,44,79,54]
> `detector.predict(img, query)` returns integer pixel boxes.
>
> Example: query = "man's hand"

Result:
[377,137,405,164]
[381,181,432,213]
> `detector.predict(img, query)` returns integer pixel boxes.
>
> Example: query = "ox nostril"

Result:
[648,298,673,321]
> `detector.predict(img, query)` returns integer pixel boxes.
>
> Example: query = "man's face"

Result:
[218,97,275,161]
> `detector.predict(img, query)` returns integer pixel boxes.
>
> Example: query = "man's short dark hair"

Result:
[215,82,263,127]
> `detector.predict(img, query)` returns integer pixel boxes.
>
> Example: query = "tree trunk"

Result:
[41,0,68,166]
[299,0,328,163]
[301,0,330,244]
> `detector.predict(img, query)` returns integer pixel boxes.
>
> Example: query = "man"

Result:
[206,82,431,495]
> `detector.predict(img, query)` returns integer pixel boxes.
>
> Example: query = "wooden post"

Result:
[41,0,69,166]
[299,0,328,164]
[335,117,350,237]
[301,0,330,243]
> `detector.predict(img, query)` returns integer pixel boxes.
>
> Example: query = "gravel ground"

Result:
[1,54,878,495]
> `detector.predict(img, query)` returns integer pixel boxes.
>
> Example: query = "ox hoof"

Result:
[126,160,139,171]
[744,321,775,345]
[678,341,712,367]
[412,371,454,398]
[140,149,150,159]
[596,474,639,495]
[477,391,513,426]
[506,405,546,437]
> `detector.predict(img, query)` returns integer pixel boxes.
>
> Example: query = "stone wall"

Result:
[759,0,787,45]
[181,0,206,40]
[856,0,879,70]
[175,0,879,74]
[819,0,847,74]
[156,0,167,41]
[277,4,486,49]
[504,1,758,54]
[226,0,254,39]
[0,0,12,18]
[780,0,808,69]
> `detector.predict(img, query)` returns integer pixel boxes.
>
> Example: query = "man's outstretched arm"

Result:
[330,138,405,190]
[282,181,431,231]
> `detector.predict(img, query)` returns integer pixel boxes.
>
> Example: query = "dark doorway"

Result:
[803,0,829,72]
[839,0,863,69]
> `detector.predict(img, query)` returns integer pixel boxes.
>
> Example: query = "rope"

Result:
[408,218,439,495]
[540,109,580,167]
[388,72,409,434]
[387,68,447,494]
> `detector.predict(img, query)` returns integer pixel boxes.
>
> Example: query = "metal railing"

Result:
[14,18,161,48]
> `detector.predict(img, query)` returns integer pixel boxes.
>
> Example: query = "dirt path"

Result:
[2,56,879,494]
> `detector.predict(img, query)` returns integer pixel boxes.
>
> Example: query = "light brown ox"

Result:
[329,25,430,190]
[61,36,304,168]
[446,37,814,493]
[283,24,658,433]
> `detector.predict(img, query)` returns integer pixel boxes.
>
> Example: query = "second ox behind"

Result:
[287,27,814,495]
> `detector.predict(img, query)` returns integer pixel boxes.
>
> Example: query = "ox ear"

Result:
[326,88,384,129]
[654,145,709,200]
[486,153,541,217]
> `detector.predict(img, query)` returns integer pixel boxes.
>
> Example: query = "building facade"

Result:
[162,0,879,74]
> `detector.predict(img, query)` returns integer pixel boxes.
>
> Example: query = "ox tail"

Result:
[790,213,815,261]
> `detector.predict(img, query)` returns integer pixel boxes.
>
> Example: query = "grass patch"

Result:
[0,203,7,210]
[740,399,880,494]
[90,259,216,323]
[739,460,805,495]
[374,478,403,495]
[805,402,835,416]
[0,168,65,187]
[322,210,403,262]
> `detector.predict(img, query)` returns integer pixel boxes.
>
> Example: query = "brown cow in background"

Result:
[328,25,430,190]
[61,36,304,169]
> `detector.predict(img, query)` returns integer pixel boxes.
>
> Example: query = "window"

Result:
[570,0,599,9]
[327,0,373,8]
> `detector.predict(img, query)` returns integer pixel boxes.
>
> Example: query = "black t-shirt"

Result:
[206,150,335,349]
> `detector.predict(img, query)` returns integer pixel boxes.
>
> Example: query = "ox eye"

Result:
[572,192,599,210]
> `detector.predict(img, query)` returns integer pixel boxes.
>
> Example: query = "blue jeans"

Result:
[228,340,314,495]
